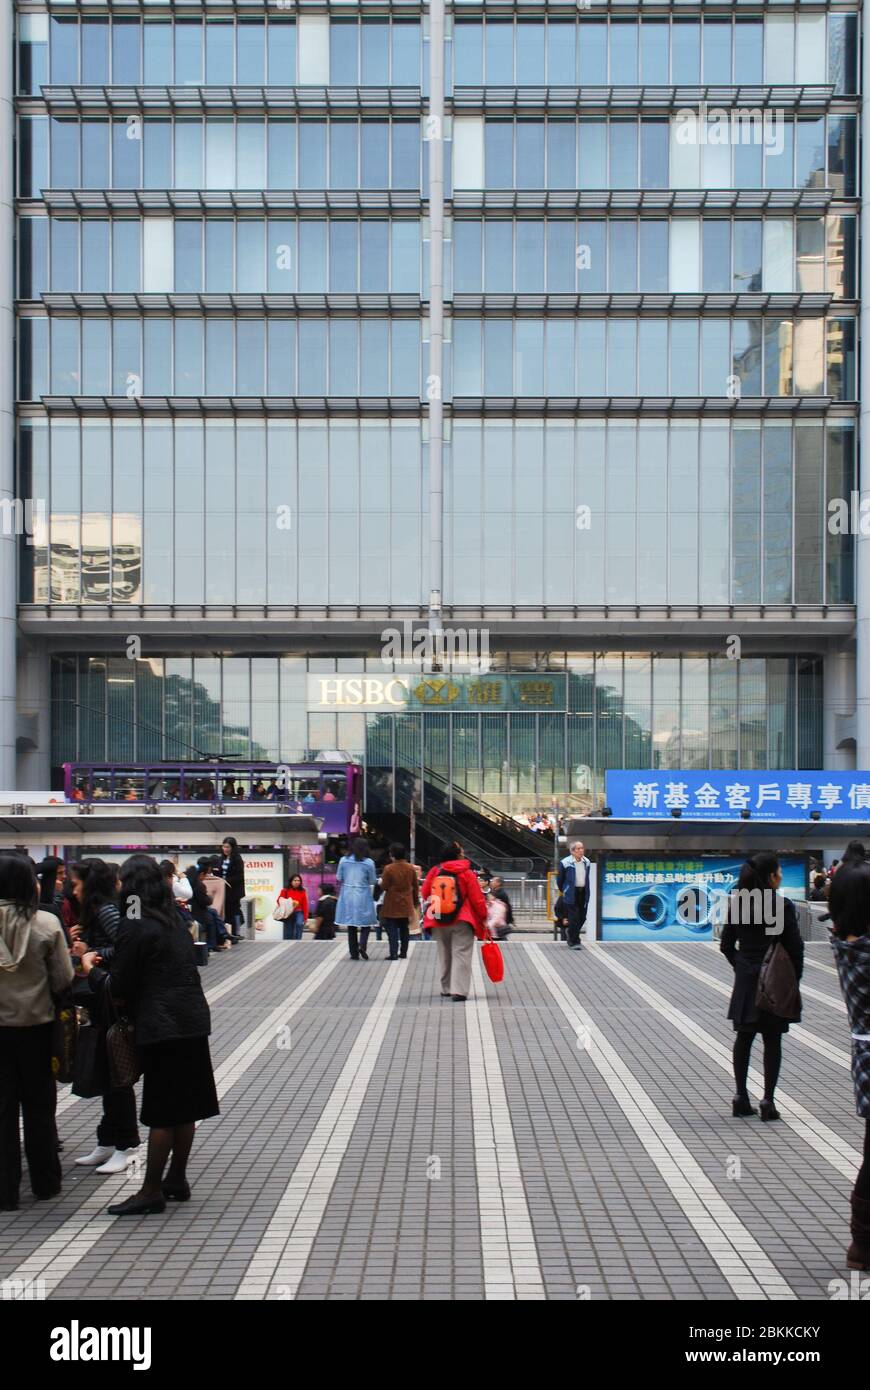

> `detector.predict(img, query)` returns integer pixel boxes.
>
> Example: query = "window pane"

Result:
[330,221,358,291]
[639,221,667,292]
[206,20,234,84]
[515,24,545,86]
[330,122,358,188]
[485,22,513,84]
[362,21,389,85]
[237,20,266,86]
[205,220,233,290]
[516,123,544,189]
[299,122,327,188]
[361,122,389,188]
[547,122,576,191]
[82,221,110,292]
[360,220,389,291]
[330,21,358,85]
[702,221,731,293]
[236,220,265,292]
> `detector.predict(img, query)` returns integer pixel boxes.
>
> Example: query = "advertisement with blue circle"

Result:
[599,855,808,943]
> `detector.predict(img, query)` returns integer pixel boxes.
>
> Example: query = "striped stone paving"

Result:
[0,939,860,1301]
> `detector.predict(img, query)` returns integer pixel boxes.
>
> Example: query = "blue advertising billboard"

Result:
[599,855,807,943]
[606,770,870,821]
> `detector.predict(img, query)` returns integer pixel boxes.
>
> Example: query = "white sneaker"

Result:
[74,1145,115,1167]
[95,1148,139,1175]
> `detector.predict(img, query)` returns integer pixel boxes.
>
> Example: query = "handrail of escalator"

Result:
[419,765,555,857]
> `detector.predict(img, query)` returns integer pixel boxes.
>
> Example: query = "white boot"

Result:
[95,1148,139,1175]
[75,1144,115,1167]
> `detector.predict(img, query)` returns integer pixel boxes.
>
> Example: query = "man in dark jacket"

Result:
[556,842,591,949]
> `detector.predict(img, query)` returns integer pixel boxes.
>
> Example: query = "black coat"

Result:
[720,895,804,1033]
[89,915,211,1047]
[220,854,246,923]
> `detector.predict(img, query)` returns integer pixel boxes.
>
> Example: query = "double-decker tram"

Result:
[62,761,362,839]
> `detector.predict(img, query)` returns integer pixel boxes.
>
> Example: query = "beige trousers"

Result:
[434,921,475,998]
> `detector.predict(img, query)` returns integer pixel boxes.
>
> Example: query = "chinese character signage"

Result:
[600,855,807,943]
[606,771,870,822]
[309,674,564,711]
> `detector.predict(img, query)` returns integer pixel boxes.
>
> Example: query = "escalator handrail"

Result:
[419,764,556,858]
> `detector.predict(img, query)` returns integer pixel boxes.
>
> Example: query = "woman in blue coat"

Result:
[336,838,378,960]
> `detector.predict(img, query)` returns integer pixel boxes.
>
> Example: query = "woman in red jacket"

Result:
[276,874,308,941]
[421,844,488,1001]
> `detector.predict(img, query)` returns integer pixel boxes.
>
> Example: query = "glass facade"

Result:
[13,4,855,791]
[51,653,824,814]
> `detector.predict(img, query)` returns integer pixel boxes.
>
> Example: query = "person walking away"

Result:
[218,837,246,941]
[311,883,338,940]
[719,852,803,1121]
[557,841,591,949]
[380,844,420,961]
[71,858,141,1175]
[489,875,514,940]
[0,852,74,1210]
[421,844,489,1001]
[336,839,378,960]
[827,863,870,1268]
[79,854,218,1215]
[276,874,308,941]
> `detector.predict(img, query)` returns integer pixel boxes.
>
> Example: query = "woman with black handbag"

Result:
[0,852,74,1210]
[80,854,219,1216]
[70,858,140,1177]
[719,853,804,1122]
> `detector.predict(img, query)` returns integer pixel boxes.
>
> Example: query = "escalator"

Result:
[366,765,553,874]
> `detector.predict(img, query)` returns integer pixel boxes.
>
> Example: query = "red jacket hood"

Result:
[436,859,471,873]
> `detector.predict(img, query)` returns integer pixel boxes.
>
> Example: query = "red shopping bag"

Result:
[480,928,504,984]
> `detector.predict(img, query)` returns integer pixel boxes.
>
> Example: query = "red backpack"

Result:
[430,868,464,923]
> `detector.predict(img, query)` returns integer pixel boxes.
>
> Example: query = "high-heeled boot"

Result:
[847,1193,870,1271]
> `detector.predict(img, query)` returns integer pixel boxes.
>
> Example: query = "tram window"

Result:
[298,777,321,802]
[90,774,111,800]
[147,771,181,800]
[114,772,145,801]
[188,775,216,802]
[322,776,346,801]
[70,775,90,802]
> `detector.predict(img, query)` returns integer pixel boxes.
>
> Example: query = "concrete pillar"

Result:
[16,642,51,791]
[0,1,16,788]
[823,649,856,771]
[427,0,445,634]
[857,14,870,769]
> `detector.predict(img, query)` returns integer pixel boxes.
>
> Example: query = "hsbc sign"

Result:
[309,676,411,709]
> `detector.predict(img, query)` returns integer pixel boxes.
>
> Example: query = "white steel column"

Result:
[427,0,445,636]
[823,649,856,770]
[0,2,16,787]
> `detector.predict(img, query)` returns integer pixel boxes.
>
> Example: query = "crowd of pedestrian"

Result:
[3,827,869,1274]
[0,840,248,1215]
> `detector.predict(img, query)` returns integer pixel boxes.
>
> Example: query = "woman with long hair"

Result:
[0,852,74,1209]
[218,837,245,941]
[36,857,65,922]
[719,852,804,1121]
[827,863,870,1268]
[80,854,218,1215]
[336,837,378,961]
[72,858,141,1176]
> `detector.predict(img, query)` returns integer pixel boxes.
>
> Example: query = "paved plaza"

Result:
[0,938,858,1302]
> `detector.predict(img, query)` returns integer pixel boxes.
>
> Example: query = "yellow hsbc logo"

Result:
[413,679,460,705]
[312,677,410,709]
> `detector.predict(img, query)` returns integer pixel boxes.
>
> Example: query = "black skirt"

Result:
[727,958,792,1035]
[139,1036,219,1128]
